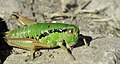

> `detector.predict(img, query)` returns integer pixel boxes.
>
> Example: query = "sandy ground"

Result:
[0,0,120,64]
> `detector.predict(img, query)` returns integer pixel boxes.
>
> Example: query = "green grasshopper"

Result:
[5,12,83,60]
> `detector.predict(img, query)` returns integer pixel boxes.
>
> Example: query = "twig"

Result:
[81,0,92,9]
[93,18,112,22]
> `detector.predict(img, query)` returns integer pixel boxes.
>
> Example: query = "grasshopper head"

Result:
[65,24,79,46]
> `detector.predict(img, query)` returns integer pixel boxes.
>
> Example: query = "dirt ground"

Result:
[0,0,120,64]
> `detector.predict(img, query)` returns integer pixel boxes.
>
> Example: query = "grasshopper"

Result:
[5,12,83,60]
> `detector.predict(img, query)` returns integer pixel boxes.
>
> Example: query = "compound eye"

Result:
[67,28,73,34]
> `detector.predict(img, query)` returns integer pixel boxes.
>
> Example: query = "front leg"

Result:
[58,42,75,60]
